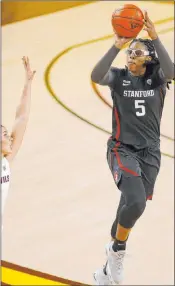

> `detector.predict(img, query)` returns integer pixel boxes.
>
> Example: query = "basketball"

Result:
[111,4,144,38]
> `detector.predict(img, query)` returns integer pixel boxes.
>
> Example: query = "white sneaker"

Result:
[93,267,112,285]
[105,242,125,285]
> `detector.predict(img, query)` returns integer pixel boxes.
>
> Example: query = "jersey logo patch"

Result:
[147,79,152,85]
[3,165,6,171]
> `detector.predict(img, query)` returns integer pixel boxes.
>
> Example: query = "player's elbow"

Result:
[166,73,174,81]
[91,70,101,83]
[165,64,175,80]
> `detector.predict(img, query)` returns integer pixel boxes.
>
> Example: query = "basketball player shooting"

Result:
[1,57,35,222]
[91,11,174,285]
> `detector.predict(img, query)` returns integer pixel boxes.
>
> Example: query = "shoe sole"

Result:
[93,272,101,286]
[93,270,112,286]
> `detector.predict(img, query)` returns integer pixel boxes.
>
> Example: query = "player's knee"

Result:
[129,198,146,220]
[120,176,146,216]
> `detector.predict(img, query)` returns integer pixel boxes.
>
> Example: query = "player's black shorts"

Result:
[107,140,161,200]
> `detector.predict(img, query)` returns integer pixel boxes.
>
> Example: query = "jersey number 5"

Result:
[135,100,145,116]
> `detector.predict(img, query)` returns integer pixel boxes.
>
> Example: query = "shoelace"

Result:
[113,251,125,271]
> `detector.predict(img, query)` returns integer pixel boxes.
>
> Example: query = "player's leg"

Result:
[94,194,125,283]
[94,149,125,285]
[94,146,147,285]
[106,146,161,284]
[106,146,147,284]
[111,193,125,240]
[94,194,125,285]
[106,178,146,284]
[109,146,146,243]
[100,194,126,282]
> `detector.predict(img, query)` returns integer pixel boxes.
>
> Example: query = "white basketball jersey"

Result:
[1,157,11,215]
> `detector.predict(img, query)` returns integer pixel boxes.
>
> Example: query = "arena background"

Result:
[1,1,174,285]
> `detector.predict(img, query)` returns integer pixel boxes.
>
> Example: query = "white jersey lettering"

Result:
[123,90,155,98]
[1,157,11,215]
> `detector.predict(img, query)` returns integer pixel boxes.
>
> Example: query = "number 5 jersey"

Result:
[107,66,167,149]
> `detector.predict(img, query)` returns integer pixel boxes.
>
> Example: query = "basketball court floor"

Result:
[2,1,174,285]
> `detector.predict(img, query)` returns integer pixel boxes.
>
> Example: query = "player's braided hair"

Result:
[129,38,160,77]
[129,38,172,88]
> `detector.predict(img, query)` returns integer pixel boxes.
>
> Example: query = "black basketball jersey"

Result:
[107,67,167,150]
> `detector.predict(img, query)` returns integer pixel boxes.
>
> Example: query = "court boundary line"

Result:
[1,260,89,286]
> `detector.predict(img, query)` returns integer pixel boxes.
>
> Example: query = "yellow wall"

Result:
[1,1,173,26]
[1,1,92,26]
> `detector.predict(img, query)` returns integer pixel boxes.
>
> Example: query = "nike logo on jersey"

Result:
[1,175,10,184]
[123,90,155,97]
[122,80,131,86]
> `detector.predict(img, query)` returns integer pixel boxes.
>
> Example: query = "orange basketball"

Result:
[111,4,144,38]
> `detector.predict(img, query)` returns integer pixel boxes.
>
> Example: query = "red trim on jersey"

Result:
[114,107,120,140]
[147,195,153,200]
[113,142,139,177]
